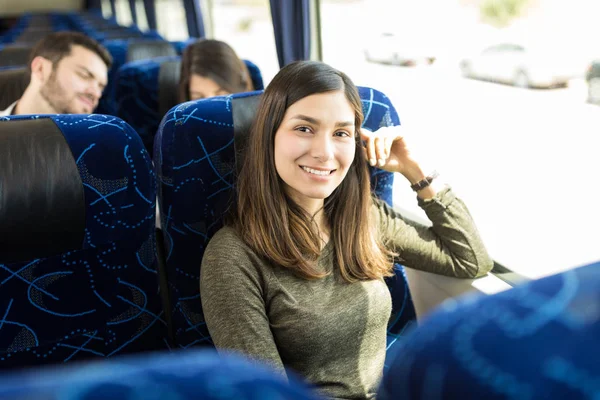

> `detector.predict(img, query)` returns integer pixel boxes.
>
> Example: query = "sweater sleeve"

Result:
[200,227,287,377]
[376,186,493,278]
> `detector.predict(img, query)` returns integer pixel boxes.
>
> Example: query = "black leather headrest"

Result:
[127,41,176,63]
[0,118,85,264]
[14,28,53,45]
[28,16,53,28]
[0,46,32,67]
[158,59,182,117]
[232,94,262,174]
[0,67,28,110]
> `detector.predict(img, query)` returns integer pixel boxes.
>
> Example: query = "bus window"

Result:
[156,0,188,41]
[134,0,149,31]
[115,0,133,26]
[210,0,279,84]
[101,0,112,19]
[320,0,600,279]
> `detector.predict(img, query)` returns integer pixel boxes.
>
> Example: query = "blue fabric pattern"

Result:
[0,114,167,368]
[115,56,265,155]
[0,349,320,399]
[379,260,600,400]
[154,87,416,355]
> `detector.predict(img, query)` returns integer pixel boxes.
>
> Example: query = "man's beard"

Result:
[39,71,77,114]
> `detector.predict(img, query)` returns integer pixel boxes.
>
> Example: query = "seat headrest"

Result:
[231,93,263,173]
[127,40,176,63]
[14,28,54,45]
[0,46,31,68]
[101,31,146,41]
[0,67,28,110]
[0,118,85,264]
[158,59,182,117]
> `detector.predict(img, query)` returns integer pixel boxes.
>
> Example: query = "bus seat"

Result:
[171,39,196,55]
[0,67,27,110]
[115,56,180,155]
[0,114,168,369]
[379,260,600,400]
[0,15,31,45]
[0,45,32,68]
[154,87,416,354]
[0,349,319,400]
[124,40,176,63]
[13,28,54,45]
[115,57,264,156]
[97,39,176,116]
[93,24,158,42]
[97,30,146,42]
[244,59,265,90]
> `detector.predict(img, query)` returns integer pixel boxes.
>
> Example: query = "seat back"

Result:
[0,45,31,68]
[0,15,31,45]
[116,56,265,155]
[0,349,319,400]
[13,28,53,45]
[155,87,415,350]
[97,39,176,116]
[126,40,176,63]
[0,114,167,369]
[0,67,28,110]
[379,260,600,400]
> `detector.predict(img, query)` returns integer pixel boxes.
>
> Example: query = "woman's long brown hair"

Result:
[178,39,253,102]
[232,61,395,282]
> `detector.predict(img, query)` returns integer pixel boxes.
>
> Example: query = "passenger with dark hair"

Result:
[200,60,493,400]
[0,31,112,116]
[178,39,253,102]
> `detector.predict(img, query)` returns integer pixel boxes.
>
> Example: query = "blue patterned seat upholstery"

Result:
[115,56,264,155]
[379,260,600,399]
[0,349,320,400]
[154,87,416,355]
[0,114,167,368]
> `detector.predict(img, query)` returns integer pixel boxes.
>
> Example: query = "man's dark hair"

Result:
[28,31,113,72]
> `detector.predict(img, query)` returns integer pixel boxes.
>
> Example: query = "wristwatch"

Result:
[410,171,439,192]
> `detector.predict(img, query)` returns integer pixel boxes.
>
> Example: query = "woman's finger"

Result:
[366,134,376,166]
[384,136,393,159]
[375,136,386,166]
[360,127,373,142]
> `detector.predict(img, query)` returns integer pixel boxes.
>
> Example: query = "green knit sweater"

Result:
[200,187,493,399]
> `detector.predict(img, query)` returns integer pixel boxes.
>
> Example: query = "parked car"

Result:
[459,42,581,89]
[364,32,436,66]
[586,60,600,104]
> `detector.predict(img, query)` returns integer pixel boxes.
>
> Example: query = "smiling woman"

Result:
[199,60,493,400]
[274,91,356,216]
